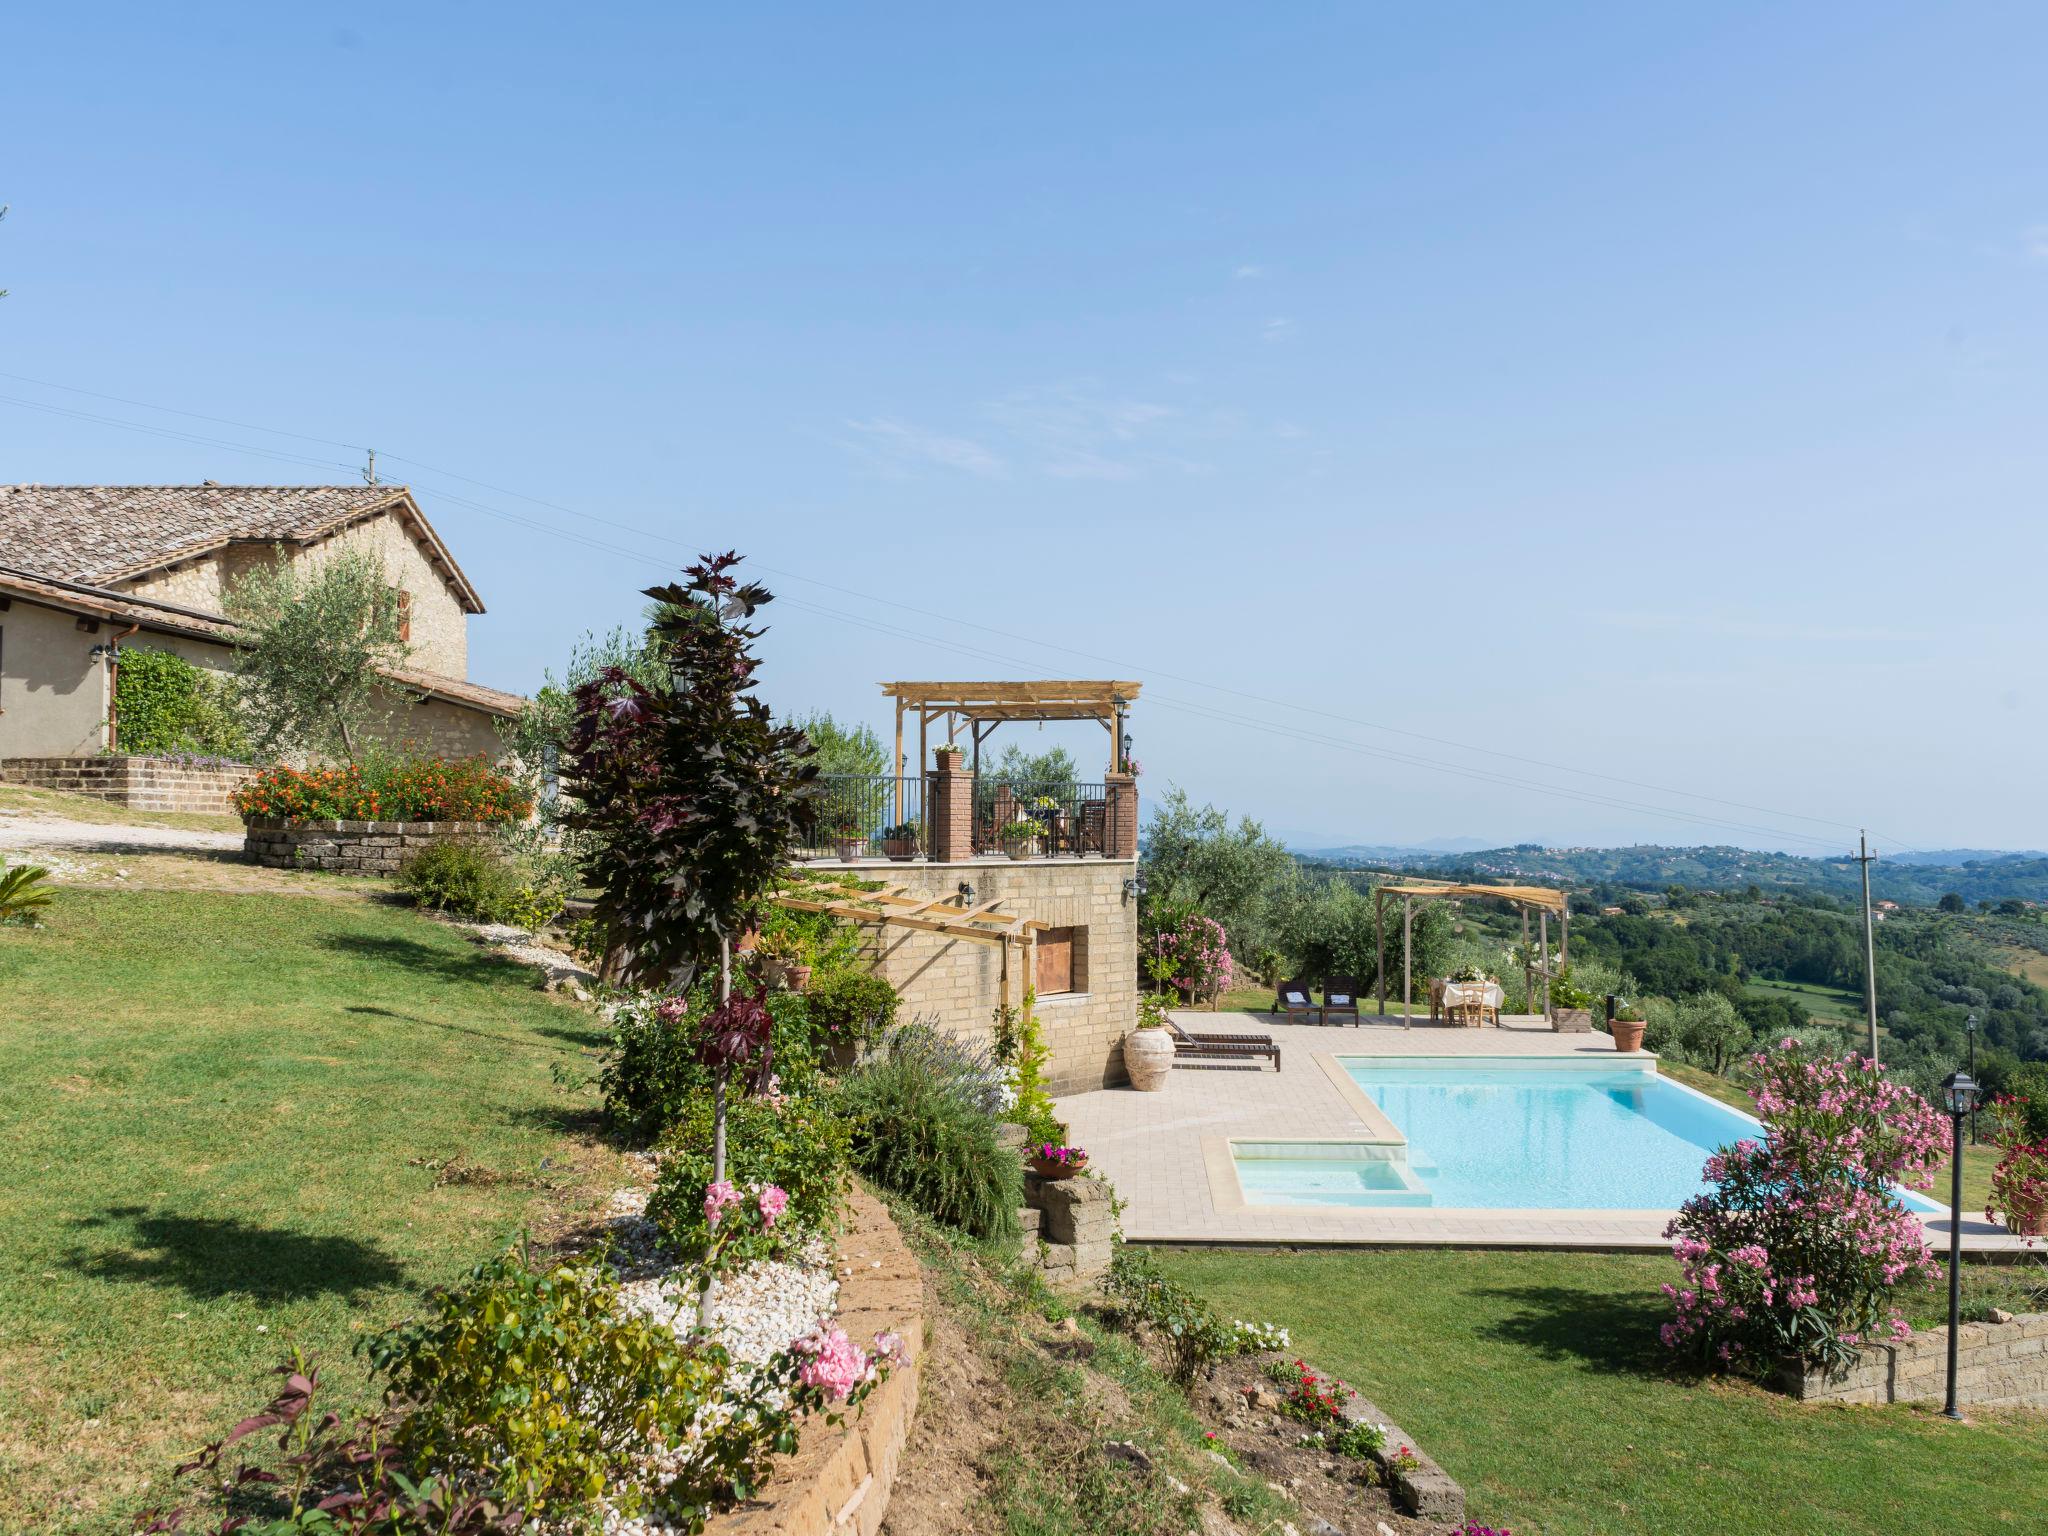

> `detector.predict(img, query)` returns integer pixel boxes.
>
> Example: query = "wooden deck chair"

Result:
[1272,978,1321,1025]
[1321,976,1362,1028]
[1166,1017,1282,1070]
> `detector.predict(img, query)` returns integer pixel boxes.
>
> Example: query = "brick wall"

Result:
[858,857,1139,1094]
[2,754,256,814]
[709,1186,922,1536]
[1783,1312,2048,1408]
[242,818,490,874]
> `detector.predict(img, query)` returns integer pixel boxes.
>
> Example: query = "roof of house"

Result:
[0,565,524,719]
[0,484,484,613]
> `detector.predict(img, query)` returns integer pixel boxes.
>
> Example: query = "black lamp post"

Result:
[1964,1013,1980,1145]
[1939,1068,1980,1421]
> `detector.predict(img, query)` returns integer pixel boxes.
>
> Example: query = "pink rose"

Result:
[704,1179,743,1228]
[758,1183,790,1227]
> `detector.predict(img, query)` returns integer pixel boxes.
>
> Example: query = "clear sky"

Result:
[4,4,2044,854]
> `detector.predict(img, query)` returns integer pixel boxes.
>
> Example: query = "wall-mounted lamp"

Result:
[1122,872,1147,905]
[957,880,977,905]
[88,644,113,662]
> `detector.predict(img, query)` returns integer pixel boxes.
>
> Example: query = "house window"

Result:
[1035,925,1088,997]
[393,588,413,643]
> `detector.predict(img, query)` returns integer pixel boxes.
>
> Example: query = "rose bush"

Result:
[1660,1041,1945,1375]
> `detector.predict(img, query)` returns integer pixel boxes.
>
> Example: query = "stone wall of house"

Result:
[305,514,471,680]
[2,754,255,814]
[709,1186,921,1536]
[1783,1312,2048,1408]
[242,817,490,873]
[853,856,1138,1095]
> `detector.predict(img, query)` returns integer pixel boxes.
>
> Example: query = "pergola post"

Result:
[1561,906,1570,969]
[1402,893,1413,1029]
[893,698,906,821]
[1539,908,1551,1024]
[1375,885,1386,1016]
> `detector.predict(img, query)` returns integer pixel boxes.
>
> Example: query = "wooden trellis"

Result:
[879,679,1142,821]
[1372,879,1571,1026]
[771,884,1052,1011]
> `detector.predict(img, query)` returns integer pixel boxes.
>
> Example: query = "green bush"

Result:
[400,839,564,928]
[803,968,899,1053]
[647,1090,853,1251]
[112,646,246,757]
[2004,1061,2048,1142]
[1102,1246,1233,1387]
[601,986,823,1139]
[835,1026,1021,1243]
[993,992,1062,1144]
[365,1251,728,1524]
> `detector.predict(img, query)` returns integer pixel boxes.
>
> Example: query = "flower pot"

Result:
[758,956,787,988]
[1032,1154,1088,1180]
[1123,1026,1174,1091]
[833,837,868,861]
[784,963,813,992]
[1611,1019,1647,1052]
[1005,838,1040,860]
[880,837,918,861]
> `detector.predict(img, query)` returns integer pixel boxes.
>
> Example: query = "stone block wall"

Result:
[1783,1312,2048,1408]
[1023,1172,1115,1286]
[857,857,1139,1094]
[242,817,490,874]
[2,754,255,815]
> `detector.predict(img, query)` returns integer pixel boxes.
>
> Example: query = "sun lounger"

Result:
[1273,978,1321,1025]
[1167,1018,1281,1070]
[1321,976,1361,1028]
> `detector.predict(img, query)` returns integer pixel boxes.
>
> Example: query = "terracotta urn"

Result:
[1124,1026,1174,1091]
[784,962,813,992]
[1611,1019,1647,1052]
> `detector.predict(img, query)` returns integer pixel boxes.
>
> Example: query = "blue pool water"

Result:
[1230,1060,1943,1213]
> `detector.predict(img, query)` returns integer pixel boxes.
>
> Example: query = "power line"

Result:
[0,376,1910,853]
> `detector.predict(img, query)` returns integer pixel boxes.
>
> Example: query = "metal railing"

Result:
[973,780,1114,859]
[796,774,928,862]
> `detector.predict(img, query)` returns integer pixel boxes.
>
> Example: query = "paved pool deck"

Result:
[1054,1010,2029,1253]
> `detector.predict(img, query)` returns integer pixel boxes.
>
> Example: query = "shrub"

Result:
[600,986,822,1139]
[803,968,899,1053]
[1102,1246,1274,1387]
[1661,1041,1945,1374]
[112,646,246,757]
[2003,1062,2048,1142]
[233,755,531,824]
[992,992,1062,1144]
[1984,1095,2048,1235]
[835,1025,1021,1243]
[0,861,53,926]
[648,1090,853,1253]
[1277,1359,1386,1459]
[400,839,564,927]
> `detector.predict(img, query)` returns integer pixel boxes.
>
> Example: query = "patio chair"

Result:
[1166,1017,1281,1070]
[1272,978,1321,1025]
[1321,975,1362,1028]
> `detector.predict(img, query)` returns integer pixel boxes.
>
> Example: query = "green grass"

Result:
[0,782,244,835]
[1158,1248,2048,1536]
[1743,976,1864,1024]
[0,887,619,1534]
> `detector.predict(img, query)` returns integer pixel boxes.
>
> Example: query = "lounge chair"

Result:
[1273,978,1321,1025]
[1166,1017,1281,1070]
[1322,975,1362,1028]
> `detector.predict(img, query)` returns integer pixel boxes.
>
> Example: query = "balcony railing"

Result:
[973,780,1115,859]
[796,774,928,862]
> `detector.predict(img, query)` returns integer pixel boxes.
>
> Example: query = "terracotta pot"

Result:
[1611,1019,1647,1052]
[1123,1026,1174,1091]
[785,963,813,992]
[1032,1155,1088,1180]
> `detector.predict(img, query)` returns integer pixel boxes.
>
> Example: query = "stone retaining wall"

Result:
[2,754,255,815]
[711,1186,923,1536]
[242,817,490,873]
[1784,1311,2048,1408]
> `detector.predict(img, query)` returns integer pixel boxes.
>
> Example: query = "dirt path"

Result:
[0,811,245,858]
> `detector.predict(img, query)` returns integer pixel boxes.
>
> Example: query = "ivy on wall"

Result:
[111,647,248,758]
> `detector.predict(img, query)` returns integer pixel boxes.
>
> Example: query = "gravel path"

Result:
[0,812,244,857]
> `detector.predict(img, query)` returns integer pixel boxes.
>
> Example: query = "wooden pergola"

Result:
[879,680,1142,821]
[1372,879,1572,1026]
[771,884,1052,1010]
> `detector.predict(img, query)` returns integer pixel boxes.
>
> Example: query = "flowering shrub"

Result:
[1278,1360,1385,1459]
[1227,1318,1290,1352]
[1660,1041,1945,1375]
[232,755,530,824]
[1033,1142,1087,1167]
[1148,910,1235,1003]
[1985,1095,2048,1235]
[693,1179,794,1276]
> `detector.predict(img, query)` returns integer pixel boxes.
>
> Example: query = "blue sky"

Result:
[4,3,2045,852]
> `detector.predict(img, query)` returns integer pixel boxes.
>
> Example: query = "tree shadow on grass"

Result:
[498,1102,609,1138]
[342,1005,583,1057]
[320,932,539,990]
[66,1206,407,1302]
[1472,1284,1681,1382]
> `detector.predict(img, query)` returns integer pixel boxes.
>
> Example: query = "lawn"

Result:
[0,782,245,835]
[1743,975,1864,1025]
[0,887,621,1534]
[1159,1247,2048,1536]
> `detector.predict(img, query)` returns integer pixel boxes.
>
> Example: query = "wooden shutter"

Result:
[395,589,413,643]
[1035,926,1075,995]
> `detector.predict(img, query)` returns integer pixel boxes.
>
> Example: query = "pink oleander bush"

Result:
[1150,911,1236,1003]
[1660,1040,1945,1376]
[1985,1094,2048,1235]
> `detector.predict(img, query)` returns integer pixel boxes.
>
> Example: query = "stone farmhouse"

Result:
[0,484,524,770]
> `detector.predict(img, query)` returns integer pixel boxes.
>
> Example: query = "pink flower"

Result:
[704,1179,743,1228]
[758,1183,790,1227]
[792,1325,875,1401]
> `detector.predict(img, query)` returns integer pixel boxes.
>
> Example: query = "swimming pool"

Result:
[1228,1058,1943,1213]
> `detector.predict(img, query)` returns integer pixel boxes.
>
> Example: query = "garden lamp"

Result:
[1938,1068,1980,1421]
[1123,871,1146,905]
[1965,1014,1980,1145]
[957,880,976,906]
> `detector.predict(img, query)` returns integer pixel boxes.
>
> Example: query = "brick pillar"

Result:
[928,761,974,863]
[1105,772,1139,859]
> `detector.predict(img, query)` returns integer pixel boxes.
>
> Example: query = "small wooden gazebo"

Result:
[772,883,1051,1010]
[879,680,1142,822]
[1373,878,1571,1025]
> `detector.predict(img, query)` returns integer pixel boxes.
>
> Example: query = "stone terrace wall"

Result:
[2,754,255,815]
[242,818,489,874]
[1785,1312,2048,1408]
[711,1186,923,1536]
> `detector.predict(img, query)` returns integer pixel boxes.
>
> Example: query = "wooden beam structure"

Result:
[1371,877,1571,1030]
[880,680,1143,781]
[772,885,1050,946]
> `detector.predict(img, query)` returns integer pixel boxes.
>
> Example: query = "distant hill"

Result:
[1295,841,2048,908]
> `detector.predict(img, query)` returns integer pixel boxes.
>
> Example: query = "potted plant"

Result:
[878,819,922,861]
[934,743,965,771]
[1549,968,1595,1033]
[1123,991,1175,1091]
[1985,1095,2048,1237]
[756,929,809,990]
[1031,1142,1089,1180]
[1610,998,1647,1053]
[999,816,1046,860]
[825,807,867,862]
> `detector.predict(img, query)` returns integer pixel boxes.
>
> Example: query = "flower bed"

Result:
[232,756,530,825]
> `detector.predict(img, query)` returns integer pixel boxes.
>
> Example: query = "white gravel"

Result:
[465,921,598,994]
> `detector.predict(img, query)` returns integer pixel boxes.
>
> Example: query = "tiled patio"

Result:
[1055,1009,2028,1252]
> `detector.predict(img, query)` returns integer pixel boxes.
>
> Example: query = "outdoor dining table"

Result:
[1440,979,1504,1026]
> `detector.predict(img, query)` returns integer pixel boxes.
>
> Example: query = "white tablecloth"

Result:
[1441,981,1504,1010]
